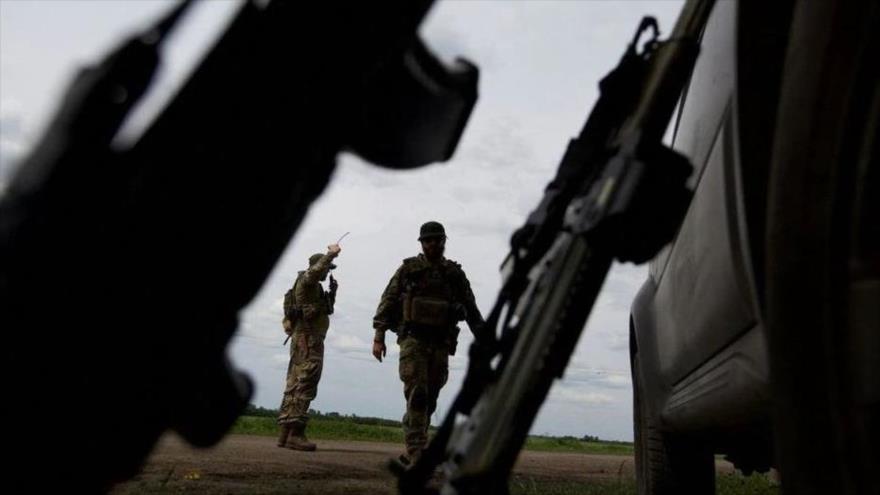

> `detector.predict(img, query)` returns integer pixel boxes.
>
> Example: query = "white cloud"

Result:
[549,384,615,406]
[0,99,29,187]
[270,352,289,367]
[326,332,369,355]
[563,365,632,389]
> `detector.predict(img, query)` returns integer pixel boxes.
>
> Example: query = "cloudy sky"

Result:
[0,0,682,441]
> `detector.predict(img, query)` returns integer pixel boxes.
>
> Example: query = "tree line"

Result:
[242,404,631,444]
[243,404,402,428]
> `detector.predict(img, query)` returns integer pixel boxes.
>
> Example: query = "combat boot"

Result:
[277,423,292,447]
[285,422,317,451]
[408,448,422,465]
[398,448,422,467]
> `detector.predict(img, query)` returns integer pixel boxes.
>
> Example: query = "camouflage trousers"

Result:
[398,335,449,457]
[278,329,326,426]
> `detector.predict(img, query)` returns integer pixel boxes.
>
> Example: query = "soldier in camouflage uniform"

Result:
[372,221,484,465]
[277,243,341,451]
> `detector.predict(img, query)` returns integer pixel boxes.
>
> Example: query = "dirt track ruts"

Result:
[112,434,734,494]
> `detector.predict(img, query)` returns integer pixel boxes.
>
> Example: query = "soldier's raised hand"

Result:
[327,243,341,256]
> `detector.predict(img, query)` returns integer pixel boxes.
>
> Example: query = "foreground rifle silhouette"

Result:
[0,0,476,490]
[398,1,716,493]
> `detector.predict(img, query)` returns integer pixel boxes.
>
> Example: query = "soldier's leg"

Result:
[399,337,430,458]
[289,331,326,427]
[424,345,450,439]
[284,331,325,451]
[277,332,303,426]
[275,338,299,446]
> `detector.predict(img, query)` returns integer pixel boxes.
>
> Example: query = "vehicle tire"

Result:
[765,2,880,494]
[632,348,716,495]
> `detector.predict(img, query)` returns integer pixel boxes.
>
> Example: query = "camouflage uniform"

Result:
[373,253,484,459]
[278,252,337,427]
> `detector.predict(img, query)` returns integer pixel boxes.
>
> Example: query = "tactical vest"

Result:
[401,257,460,329]
[287,272,331,323]
[305,278,331,314]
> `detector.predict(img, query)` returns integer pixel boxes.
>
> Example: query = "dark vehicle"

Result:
[629,2,878,494]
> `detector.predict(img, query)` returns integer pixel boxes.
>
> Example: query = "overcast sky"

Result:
[0,0,682,441]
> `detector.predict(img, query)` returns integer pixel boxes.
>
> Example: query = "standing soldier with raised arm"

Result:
[277,243,341,451]
[372,221,484,465]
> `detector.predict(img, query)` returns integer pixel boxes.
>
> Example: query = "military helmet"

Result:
[418,221,447,241]
[309,253,336,270]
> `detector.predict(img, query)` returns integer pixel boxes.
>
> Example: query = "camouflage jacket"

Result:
[373,254,483,340]
[290,252,337,333]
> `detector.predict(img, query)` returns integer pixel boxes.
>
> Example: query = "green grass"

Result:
[509,474,780,495]
[716,472,781,495]
[231,416,632,454]
[233,415,404,443]
[525,435,634,455]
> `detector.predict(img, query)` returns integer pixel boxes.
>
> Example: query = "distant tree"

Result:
[243,404,278,417]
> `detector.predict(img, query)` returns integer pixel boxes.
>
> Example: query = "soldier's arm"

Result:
[372,264,405,342]
[297,247,339,320]
[458,268,485,333]
[300,250,339,286]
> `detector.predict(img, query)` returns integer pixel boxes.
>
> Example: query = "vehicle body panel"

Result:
[631,0,774,440]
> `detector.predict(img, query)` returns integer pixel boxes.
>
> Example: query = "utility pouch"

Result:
[404,295,451,327]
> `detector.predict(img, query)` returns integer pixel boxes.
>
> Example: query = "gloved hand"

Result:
[282,318,293,336]
[372,334,387,362]
[451,302,467,322]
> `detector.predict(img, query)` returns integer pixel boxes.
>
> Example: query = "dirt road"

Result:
[112,434,733,494]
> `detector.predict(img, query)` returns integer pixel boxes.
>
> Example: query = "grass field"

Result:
[233,415,404,444]
[524,435,633,455]
[232,415,633,455]
[508,474,780,495]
